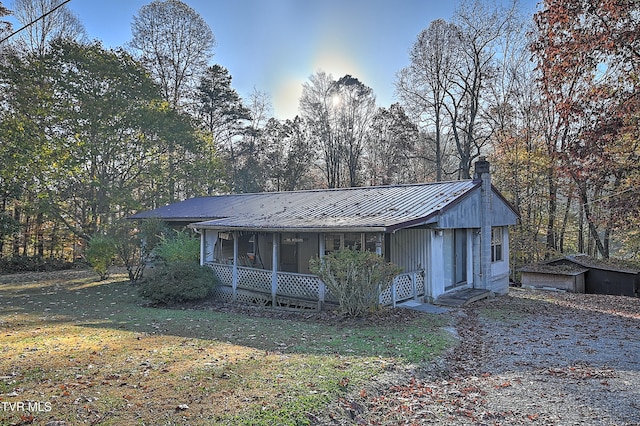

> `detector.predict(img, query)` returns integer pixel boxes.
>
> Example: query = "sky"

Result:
[8,0,540,119]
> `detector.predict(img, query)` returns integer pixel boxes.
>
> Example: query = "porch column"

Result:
[376,233,383,256]
[232,231,239,301]
[199,229,205,266]
[271,233,278,307]
[318,233,325,258]
[200,230,217,265]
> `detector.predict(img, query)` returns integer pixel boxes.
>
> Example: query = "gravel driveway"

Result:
[333,288,640,425]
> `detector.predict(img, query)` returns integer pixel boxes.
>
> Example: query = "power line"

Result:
[0,0,72,45]
[583,186,640,206]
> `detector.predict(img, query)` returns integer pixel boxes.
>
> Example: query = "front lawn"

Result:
[0,270,452,425]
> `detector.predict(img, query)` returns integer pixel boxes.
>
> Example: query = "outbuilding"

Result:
[131,158,519,309]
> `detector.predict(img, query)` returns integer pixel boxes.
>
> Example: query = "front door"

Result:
[445,229,467,291]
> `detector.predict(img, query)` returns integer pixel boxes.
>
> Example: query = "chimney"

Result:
[474,156,490,181]
[476,156,492,290]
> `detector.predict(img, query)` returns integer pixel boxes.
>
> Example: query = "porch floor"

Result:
[434,288,493,307]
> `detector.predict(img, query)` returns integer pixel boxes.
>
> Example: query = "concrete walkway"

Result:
[397,299,450,314]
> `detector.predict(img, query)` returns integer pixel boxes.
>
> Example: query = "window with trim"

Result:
[491,227,503,262]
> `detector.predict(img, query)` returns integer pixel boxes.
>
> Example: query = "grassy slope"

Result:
[0,270,452,425]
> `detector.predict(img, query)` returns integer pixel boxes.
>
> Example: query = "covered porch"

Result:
[195,228,425,311]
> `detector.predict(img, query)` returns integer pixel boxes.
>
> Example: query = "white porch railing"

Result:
[206,262,424,311]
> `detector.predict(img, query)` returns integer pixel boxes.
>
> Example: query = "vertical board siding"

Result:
[390,229,430,274]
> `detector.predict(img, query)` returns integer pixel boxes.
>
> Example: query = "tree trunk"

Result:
[545,166,557,258]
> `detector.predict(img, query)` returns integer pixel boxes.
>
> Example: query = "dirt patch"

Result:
[324,289,640,425]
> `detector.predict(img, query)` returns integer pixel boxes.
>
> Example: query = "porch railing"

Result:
[206,262,425,311]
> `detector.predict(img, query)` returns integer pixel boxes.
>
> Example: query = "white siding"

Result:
[489,227,510,294]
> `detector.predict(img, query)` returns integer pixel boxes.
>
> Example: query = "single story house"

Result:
[131,158,519,309]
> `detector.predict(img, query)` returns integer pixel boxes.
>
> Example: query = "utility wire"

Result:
[582,186,640,206]
[0,0,72,45]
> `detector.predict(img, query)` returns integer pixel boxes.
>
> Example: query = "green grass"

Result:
[0,270,453,425]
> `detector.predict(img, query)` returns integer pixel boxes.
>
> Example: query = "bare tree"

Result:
[11,0,85,56]
[130,0,215,201]
[300,71,376,188]
[130,0,215,109]
[449,0,519,178]
[0,2,11,37]
[300,71,341,188]
[396,19,459,181]
[366,104,419,185]
[333,75,376,187]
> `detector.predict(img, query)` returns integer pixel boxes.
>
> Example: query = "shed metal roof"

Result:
[130,180,503,232]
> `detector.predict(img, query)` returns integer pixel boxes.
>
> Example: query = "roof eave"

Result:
[187,223,389,233]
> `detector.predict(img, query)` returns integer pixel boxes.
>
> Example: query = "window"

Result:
[323,233,381,255]
[491,227,503,262]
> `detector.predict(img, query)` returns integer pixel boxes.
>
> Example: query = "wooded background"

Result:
[1,0,638,270]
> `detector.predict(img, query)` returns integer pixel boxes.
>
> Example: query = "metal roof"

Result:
[130,180,482,232]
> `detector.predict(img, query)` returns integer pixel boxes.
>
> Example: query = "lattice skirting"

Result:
[207,263,425,311]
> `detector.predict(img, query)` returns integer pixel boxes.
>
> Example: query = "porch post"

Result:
[232,231,239,301]
[199,229,205,266]
[318,233,325,258]
[391,278,397,307]
[271,233,278,307]
[376,233,383,256]
[412,271,418,300]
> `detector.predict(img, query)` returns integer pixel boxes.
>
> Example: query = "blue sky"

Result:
[8,0,540,119]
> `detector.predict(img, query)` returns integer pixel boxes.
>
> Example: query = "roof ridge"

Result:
[200,179,475,198]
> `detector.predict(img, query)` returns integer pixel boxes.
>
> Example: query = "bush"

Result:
[309,249,401,317]
[110,218,167,283]
[138,261,217,305]
[155,230,200,263]
[86,236,117,280]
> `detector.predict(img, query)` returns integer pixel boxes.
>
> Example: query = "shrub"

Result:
[138,261,217,305]
[110,218,167,283]
[86,236,117,280]
[155,230,200,263]
[309,249,401,317]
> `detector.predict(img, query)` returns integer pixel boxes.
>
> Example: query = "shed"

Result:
[519,263,588,293]
[130,158,519,309]
[548,255,640,297]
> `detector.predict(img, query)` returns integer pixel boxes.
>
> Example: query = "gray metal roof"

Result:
[130,180,486,232]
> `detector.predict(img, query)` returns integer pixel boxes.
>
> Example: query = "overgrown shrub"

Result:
[110,218,167,283]
[86,236,117,280]
[155,230,200,263]
[138,261,217,305]
[309,249,401,317]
